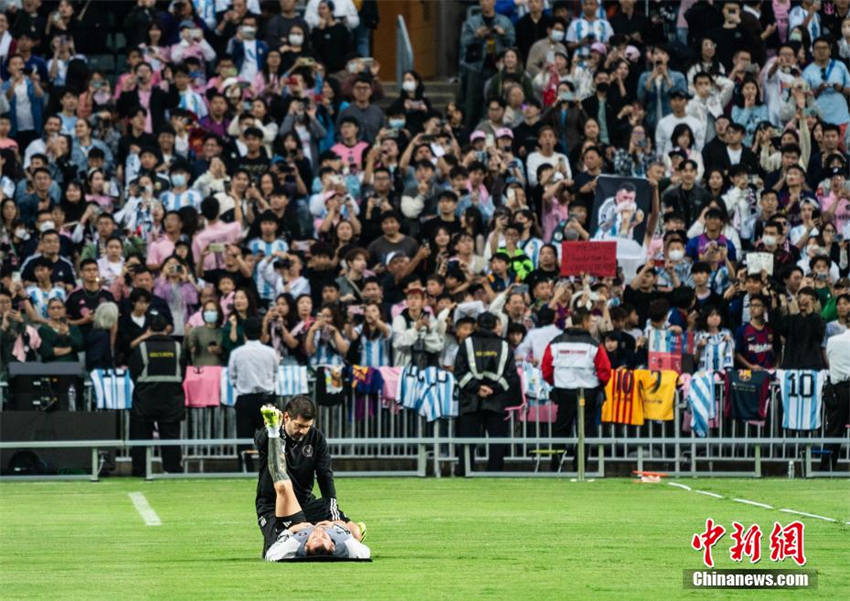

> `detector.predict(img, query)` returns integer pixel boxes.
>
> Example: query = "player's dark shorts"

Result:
[259,497,350,555]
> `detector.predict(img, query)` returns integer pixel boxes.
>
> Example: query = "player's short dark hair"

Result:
[284,396,316,421]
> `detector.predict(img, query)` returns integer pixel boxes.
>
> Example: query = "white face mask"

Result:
[39,221,55,233]
[241,26,256,40]
[289,33,303,46]
[550,30,565,42]
[15,228,30,240]
[402,80,417,93]
[763,235,777,247]
[668,249,685,261]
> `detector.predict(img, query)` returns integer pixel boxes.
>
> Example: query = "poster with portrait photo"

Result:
[589,175,653,243]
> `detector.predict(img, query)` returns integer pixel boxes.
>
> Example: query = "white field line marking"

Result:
[733,498,773,509]
[128,492,162,526]
[667,483,846,525]
[779,508,838,523]
[668,482,692,491]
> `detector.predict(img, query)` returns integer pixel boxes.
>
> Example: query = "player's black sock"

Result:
[274,511,307,534]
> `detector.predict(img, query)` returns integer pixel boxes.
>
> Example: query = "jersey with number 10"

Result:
[602,369,645,426]
[776,369,826,430]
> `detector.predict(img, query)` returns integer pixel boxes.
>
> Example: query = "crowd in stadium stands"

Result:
[0,0,849,399]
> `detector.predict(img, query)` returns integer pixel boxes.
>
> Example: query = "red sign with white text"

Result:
[560,241,617,277]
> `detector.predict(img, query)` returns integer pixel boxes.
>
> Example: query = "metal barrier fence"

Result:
[395,15,414,93]
[1,373,849,480]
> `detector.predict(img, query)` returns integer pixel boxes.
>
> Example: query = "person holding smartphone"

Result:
[187,299,225,367]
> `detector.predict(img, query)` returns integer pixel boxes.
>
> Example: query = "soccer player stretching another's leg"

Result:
[261,406,370,561]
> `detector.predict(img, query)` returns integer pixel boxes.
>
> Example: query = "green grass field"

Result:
[1,477,848,601]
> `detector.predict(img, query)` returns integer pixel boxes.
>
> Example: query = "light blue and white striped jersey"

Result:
[160,188,203,212]
[518,237,545,269]
[396,366,457,422]
[25,285,67,319]
[645,326,677,354]
[176,89,209,119]
[697,330,735,372]
[355,325,392,368]
[520,360,551,402]
[309,330,346,368]
[90,369,134,410]
[777,369,825,431]
[275,365,310,397]
[398,366,425,413]
[687,371,716,438]
[220,367,237,407]
[248,237,290,300]
[420,369,457,421]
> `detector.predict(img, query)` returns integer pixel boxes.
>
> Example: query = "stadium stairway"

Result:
[377,79,460,112]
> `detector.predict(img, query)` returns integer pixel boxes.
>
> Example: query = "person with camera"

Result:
[459,0,516,127]
[345,300,392,367]
[637,44,686,133]
[153,255,198,342]
[304,303,350,367]
[146,211,183,273]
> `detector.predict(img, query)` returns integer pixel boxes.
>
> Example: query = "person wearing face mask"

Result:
[264,0,310,48]
[754,220,796,275]
[656,234,693,291]
[526,17,568,78]
[230,15,268,82]
[160,162,201,212]
[788,0,823,45]
[278,24,315,72]
[186,299,226,365]
[388,71,432,136]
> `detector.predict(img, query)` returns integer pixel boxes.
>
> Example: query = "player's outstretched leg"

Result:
[261,405,289,483]
[262,404,305,529]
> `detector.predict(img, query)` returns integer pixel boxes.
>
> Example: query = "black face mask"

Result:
[596,82,610,94]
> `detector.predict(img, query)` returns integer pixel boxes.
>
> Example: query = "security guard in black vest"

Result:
[454,312,519,476]
[128,312,187,476]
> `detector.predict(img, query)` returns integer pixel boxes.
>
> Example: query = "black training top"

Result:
[254,426,337,517]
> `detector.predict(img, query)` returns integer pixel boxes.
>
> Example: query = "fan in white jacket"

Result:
[304,0,359,30]
[686,73,735,148]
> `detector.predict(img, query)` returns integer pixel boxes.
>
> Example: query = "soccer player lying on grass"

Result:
[261,405,371,561]
[255,396,366,557]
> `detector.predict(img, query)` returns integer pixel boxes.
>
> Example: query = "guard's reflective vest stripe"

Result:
[137,340,183,383]
[458,337,510,391]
